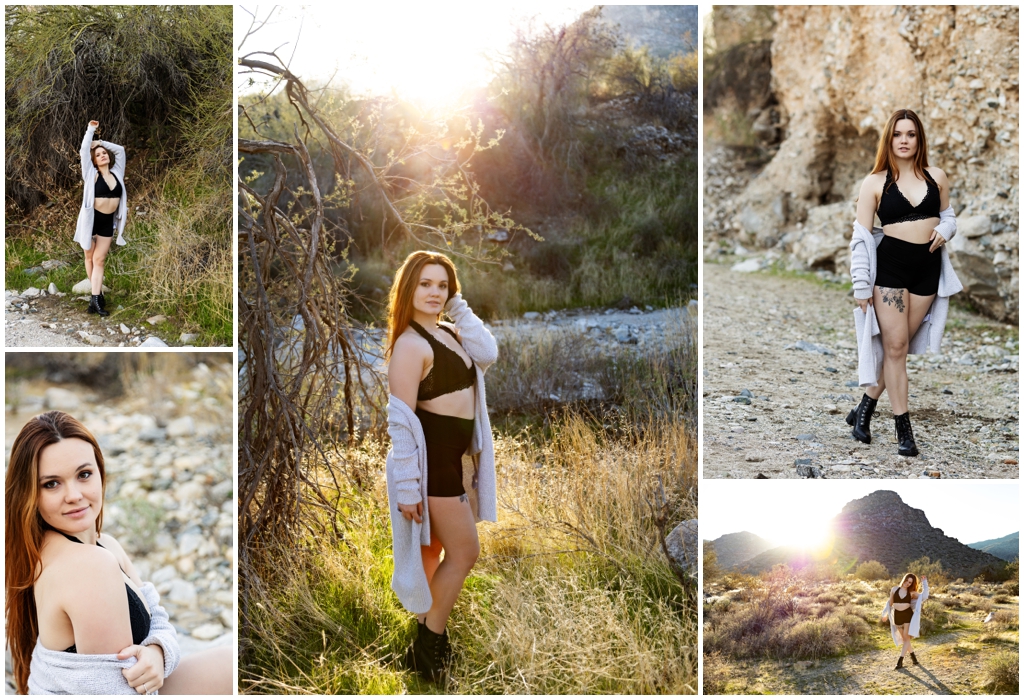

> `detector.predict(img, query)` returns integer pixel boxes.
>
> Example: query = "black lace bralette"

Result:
[877,170,940,226]
[408,320,475,401]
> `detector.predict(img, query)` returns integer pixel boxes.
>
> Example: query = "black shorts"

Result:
[93,209,115,238]
[893,606,913,626]
[875,235,941,297]
[416,408,473,498]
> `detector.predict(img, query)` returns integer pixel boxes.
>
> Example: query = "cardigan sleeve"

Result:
[139,583,181,680]
[81,124,98,179]
[444,293,498,371]
[849,224,873,300]
[101,140,127,181]
[387,410,423,505]
[933,206,956,242]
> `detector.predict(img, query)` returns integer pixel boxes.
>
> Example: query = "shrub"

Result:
[704,543,721,583]
[989,610,1018,630]
[855,560,890,581]
[702,650,730,695]
[904,556,948,588]
[982,651,1019,695]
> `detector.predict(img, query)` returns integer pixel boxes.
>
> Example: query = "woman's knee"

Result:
[447,538,479,573]
[883,337,908,360]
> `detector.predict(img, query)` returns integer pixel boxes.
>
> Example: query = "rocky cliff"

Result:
[706,530,775,569]
[705,5,1019,323]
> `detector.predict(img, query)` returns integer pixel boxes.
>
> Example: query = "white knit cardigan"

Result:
[385,293,499,614]
[849,214,963,387]
[74,123,128,250]
[28,582,181,695]
[880,579,930,647]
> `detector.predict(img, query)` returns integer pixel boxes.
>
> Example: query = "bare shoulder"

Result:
[861,171,886,193]
[926,166,949,185]
[42,534,121,588]
[393,329,430,356]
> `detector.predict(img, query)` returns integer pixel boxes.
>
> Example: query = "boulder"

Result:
[666,518,698,576]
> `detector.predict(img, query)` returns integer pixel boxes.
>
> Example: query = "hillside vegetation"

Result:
[5,6,232,343]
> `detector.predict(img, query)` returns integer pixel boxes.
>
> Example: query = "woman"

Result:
[384,250,498,683]
[74,120,129,317]
[847,108,963,456]
[5,411,232,695]
[880,573,929,669]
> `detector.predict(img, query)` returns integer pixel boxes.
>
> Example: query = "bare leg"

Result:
[873,287,911,415]
[84,241,95,281]
[90,235,113,295]
[865,294,932,402]
[899,623,913,658]
[423,495,479,634]
[418,537,444,624]
[160,644,233,695]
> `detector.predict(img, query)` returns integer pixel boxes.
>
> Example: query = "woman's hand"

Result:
[855,296,872,313]
[118,643,165,694]
[398,501,423,523]
[879,614,888,625]
[928,230,946,253]
[89,120,99,128]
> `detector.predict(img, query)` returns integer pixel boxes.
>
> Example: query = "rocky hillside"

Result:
[706,531,775,569]
[600,5,698,56]
[704,5,1019,324]
[834,491,1005,579]
[968,531,1020,562]
[730,491,1006,579]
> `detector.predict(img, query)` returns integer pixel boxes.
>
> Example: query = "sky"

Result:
[701,481,1019,548]
[235,3,595,106]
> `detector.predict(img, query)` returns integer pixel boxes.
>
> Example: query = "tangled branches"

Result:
[5,5,232,212]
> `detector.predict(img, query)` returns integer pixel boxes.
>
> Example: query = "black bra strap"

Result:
[56,531,126,575]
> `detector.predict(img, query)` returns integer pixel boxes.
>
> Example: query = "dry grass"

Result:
[983,651,1019,694]
[241,407,696,694]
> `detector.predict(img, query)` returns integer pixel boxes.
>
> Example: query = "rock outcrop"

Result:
[706,5,1019,323]
[706,530,775,570]
[831,490,1005,580]
[728,490,1006,580]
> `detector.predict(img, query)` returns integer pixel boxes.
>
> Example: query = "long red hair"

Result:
[5,411,106,694]
[900,572,920,593]
[385,251,459,360]
[871,108,930,188]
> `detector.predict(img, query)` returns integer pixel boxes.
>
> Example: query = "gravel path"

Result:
[5,290,177,348]
[702,263,1019,479]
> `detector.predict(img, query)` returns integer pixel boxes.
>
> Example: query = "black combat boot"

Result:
[895,655,904,670]
[87,294,109,317]
[846,394,878,444]
[404,622,447,683]
[98,292,107,310]
[894,412,919,457]
[910,651,919,665]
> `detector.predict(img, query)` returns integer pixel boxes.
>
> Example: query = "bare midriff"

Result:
[882,217,940,245]
[94,196,119,215]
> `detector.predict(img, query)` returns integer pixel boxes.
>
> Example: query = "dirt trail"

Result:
[702,263,1019,479]
[719,625,1010,695]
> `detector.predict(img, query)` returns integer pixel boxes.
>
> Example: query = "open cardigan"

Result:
[849,215,963,387]
[74,123,128,251]
[880,579,930,647]
[385,293,499,614]
[28,582,181,695]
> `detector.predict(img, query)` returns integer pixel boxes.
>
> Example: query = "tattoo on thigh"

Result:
[879,287,906,313]
[459,493,468,503]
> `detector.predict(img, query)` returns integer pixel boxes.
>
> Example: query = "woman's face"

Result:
[36,437,103,536]
[91,145,110,168]
[891,118,918,160]
[901,574,914,590]
[412,263,449,317]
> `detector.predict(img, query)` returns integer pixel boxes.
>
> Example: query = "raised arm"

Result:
[444,293,498,370]
[80,122,99,177]
[100,139,127,180]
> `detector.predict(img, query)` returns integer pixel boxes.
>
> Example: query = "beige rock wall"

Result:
[722,5,1019,322]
